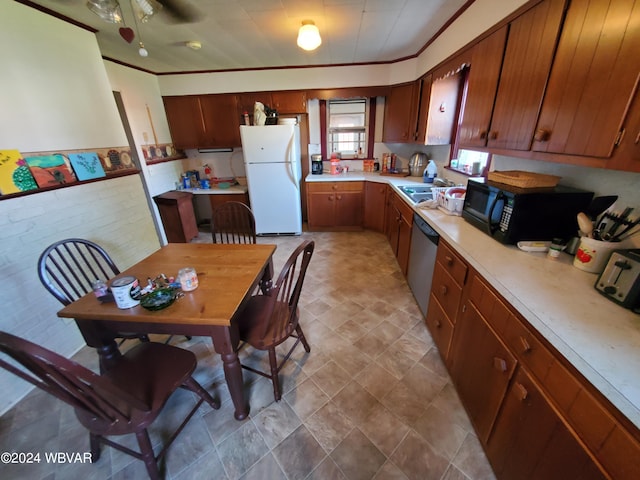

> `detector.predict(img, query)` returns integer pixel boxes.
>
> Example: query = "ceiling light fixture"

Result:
[87,0,123,23]
[297,20,321,51]
[185,40,202,50]
[138,41,149,57]
[132,0,162,23]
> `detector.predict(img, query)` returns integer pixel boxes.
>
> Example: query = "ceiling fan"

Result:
[87,0,202,26]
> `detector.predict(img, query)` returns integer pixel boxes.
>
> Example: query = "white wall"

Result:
[0,2,160,414]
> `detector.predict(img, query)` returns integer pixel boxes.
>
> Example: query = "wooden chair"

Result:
[0,331,220,480]
[37,238,150,345]
[211,201,256,244]
[235,240,314,401]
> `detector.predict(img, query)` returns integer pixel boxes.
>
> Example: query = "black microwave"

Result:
[461,179,594,244]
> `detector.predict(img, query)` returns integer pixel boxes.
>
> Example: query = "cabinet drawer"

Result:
[424,294,454,360]
[307,181,363,193]
[431,262,463,322]
[436,241,467,286]
[503,313,554,383]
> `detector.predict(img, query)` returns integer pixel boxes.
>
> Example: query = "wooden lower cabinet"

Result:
[487,368,606,480]
[363,182,387,232]
[384,189,413,275]
[307,181,363,230]
[424,294,454,360]
[449,299,517,442]
[438,265,640,480]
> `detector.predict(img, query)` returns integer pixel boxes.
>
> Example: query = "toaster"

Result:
[595,249,640,312]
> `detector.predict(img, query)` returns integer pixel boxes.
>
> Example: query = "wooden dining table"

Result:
[57,242,277,421]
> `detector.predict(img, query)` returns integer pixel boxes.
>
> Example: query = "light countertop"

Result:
[305,172,640,429]
[181,185,248,195]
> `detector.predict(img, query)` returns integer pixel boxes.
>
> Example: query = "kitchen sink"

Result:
[398,185,434,204]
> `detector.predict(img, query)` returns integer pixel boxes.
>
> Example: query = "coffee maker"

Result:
[311,154,323,174]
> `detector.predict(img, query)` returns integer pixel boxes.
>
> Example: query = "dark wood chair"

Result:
[235,240,314,401]
[37,238,150,345]
[0,331,220,480]
[38,238,191,347]
[211,201,257,244]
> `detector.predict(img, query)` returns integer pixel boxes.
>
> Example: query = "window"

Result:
[327,99,367,158]
[450,149,491,176]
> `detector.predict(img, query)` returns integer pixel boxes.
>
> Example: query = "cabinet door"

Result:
[307,192,336,228]
[424,294,455,362]
[532,0,640,158]
[364,182,387,232]
[458,26,508,148]
[163,96,204,149]
[335,191,363,227]
[426,73,463,145]
[200,94,241,147]
[272,91,307,113]
[487,0,566,150]
[487,368,606,480]
[396,214,412,275]
[383,83,418,143]
[449,300,517,442]
[414,74,433,144]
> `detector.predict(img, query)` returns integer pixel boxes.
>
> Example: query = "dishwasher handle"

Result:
[413,213,439,246]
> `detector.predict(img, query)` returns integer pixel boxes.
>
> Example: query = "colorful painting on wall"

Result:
[25,154,77,188]
[0,149,38,195]
[68,152,106,181]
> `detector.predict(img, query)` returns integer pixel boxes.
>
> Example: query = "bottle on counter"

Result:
[424,160,437,183]
[243,111,251,126]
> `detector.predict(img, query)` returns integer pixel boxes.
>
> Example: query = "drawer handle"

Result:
[328,196,334,201]
[493,357,507,373]
[515,383,528,401]
[434,319,442,328]
[440,285,448,296]
[519,336,531,353]
[489,131,498,140]
[336,194,342,200]
[444,255,454,265]
[332,184,338,190]
[479,131,487,140]
[534,128,551,142]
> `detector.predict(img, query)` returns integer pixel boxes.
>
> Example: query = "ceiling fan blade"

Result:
[158,0,203,24]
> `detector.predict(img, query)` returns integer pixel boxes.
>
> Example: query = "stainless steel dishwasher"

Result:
[407,213,439,316]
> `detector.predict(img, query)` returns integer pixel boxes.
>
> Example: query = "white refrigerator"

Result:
[240,124,302,235]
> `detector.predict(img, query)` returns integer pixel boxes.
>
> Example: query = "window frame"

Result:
[320,98,376,161]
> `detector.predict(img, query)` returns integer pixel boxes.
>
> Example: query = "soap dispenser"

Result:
[423,160,437,183]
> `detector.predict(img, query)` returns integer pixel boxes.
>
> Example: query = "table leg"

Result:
[75,319,122,373]
[259,257,275,294]
[211,325,248,420]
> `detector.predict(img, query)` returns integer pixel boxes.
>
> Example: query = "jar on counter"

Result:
[547,238,567,260]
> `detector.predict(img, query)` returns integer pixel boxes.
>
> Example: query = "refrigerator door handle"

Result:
[286,137,299,191]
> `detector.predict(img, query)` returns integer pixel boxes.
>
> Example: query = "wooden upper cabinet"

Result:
[609,89,640,172]
[426,72,463,145]
[383,82,418,143]
[199,94,241,147]
[532,0,640,158]
[486,0,566,151]
[237,92,272,122]
[458,26,508,148]
[163,96,205,149]
[164,94,240,148]
[415,74,433,144]
[271,91,307,113]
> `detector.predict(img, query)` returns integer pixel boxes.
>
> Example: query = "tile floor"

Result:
[0,229,496,480]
